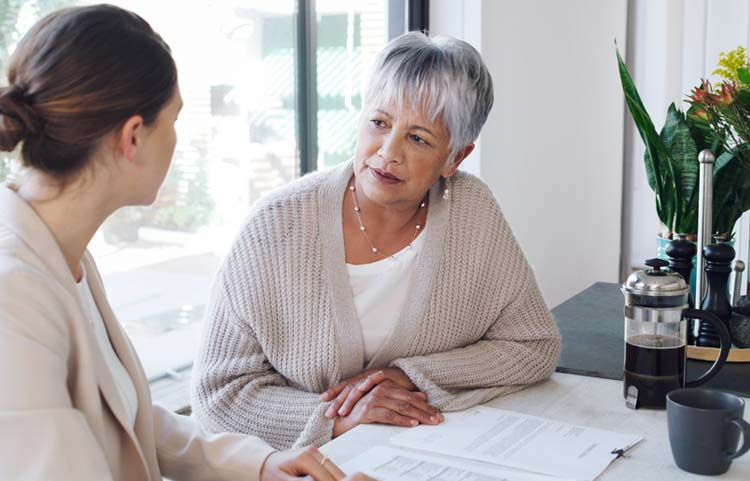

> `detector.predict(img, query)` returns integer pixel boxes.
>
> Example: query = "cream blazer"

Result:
[0,183,275,481]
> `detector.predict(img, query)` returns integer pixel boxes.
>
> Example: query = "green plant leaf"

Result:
[738,67,750,84]
[737,89,750,104]
[616,46,675,228]
[714,151,734,174]
[686,104,725,150]
[662,105,698,233]
[713,158,744,235]
[676,108,736,235]
[710,152,750,237]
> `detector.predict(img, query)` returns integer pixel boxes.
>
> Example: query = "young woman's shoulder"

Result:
[0,235,76,351]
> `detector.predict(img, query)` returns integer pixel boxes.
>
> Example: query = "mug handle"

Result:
[727,418,750,459]
[683,309,731,387]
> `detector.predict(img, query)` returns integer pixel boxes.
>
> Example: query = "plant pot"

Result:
[656,235,735,300]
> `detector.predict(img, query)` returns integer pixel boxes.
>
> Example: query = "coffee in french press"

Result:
[621,258,731,409]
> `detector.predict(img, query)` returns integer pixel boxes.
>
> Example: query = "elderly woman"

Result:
[191,31,560,450]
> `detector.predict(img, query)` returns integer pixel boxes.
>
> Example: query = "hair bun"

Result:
[0,85,41,151]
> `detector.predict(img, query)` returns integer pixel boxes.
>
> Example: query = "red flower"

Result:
[691,108,711,121]
[715,81,736,107]
[688,79,713,104]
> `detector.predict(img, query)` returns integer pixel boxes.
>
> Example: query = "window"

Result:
[0,0,427,382]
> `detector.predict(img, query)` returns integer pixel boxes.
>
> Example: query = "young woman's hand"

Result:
[260,446,370,481]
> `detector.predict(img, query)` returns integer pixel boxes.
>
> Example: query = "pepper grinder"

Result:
[666,235,697,344]
[698,241,735,347]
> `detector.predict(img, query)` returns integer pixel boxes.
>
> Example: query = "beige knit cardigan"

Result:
[191,162,561,450]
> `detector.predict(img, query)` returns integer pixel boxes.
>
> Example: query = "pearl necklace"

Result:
[349,181,426,260]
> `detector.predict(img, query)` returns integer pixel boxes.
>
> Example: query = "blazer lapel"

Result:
[83,253,159,481]
[0,184,154,481]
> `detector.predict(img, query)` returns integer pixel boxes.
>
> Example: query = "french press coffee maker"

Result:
[622,258,731,409]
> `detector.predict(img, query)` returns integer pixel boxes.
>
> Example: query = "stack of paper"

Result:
[343,446,573,481]
[342,406,642,481]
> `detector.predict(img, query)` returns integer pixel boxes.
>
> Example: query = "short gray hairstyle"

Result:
[363,31,494,160]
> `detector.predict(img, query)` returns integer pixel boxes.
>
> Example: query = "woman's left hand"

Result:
[321,368,420,419]
[331,384,443,437]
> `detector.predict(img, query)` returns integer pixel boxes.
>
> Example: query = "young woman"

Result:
[0,5,364,481]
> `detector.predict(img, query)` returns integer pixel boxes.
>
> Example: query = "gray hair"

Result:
[363,31,494,160]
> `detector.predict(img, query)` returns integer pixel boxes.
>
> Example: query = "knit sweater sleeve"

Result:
[391,269,560,411]
[391,175,560,412]
[191,274,334,450]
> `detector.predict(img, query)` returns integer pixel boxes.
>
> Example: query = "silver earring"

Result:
[442,177,450,201]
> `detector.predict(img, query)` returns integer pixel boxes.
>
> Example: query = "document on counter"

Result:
[342,446,574,481]
[390,406,642,481]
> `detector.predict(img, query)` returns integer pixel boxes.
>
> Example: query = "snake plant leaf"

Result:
[713,158,742,235]
[711,153,750,236]
[662,104,698,233]
[714,151,734,174]
[617,46,676,228]
[729,145,750,228]
[644,148,674,227]
[737,156,750,217]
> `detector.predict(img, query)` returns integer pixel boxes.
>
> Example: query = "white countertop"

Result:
[321,372,750,480]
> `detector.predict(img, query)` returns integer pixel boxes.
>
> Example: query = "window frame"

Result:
[151,0,431,402]
[296,0,429,175]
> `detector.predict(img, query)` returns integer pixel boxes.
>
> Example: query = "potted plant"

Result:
[685,47,750,234]
[617,46,750,274]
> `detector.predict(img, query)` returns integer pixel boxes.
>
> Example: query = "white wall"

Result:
[432,0,628,307]
[621,0,683,278]
[429,0,483,177]
[431,0,750,306]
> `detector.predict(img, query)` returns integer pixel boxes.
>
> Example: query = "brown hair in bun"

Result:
[0,4,177,178]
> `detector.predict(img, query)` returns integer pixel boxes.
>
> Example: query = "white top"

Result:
[76,265,138,428]
[347,227,428,362]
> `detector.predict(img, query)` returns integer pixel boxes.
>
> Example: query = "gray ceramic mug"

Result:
[667,388,750,475]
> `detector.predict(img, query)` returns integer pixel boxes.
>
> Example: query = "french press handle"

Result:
[683,309,731,387]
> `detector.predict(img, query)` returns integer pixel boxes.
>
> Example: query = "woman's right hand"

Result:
[260,446,373,481]
[320,368,416,405]
[332,384,443,437]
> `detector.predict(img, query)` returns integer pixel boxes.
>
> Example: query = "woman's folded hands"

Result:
[320,367,444,436]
